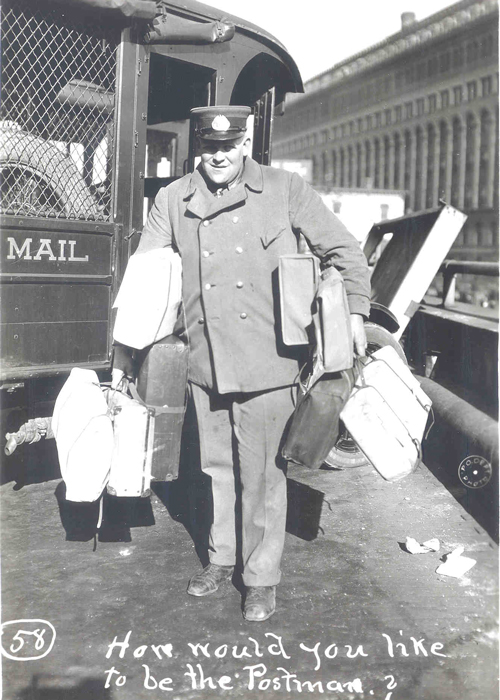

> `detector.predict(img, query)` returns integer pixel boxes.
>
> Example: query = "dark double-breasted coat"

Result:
[136,156,371,394]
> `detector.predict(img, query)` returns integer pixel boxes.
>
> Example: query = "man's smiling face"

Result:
[198,135,251,187]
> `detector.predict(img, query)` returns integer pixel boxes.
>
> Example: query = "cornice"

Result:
[289,0,498,103]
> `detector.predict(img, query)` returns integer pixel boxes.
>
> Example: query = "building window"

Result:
[405,102,413,119]
[478,110,493,207]
[365,141,371,183]
[395,106,402,123]
[482,76,492,97]
[339,148,345,187]
[374,138,380,188]
[453,86,463,105]
[464,113,477,209]
[429,94,437,113]
[426,124,436,209]
[428,56,439,75]
[404,131,412,209]
[439,52,450,73]
[479,223,494,247]
[385,109,392,126]
[481,34,494,59]
[438,121,448,201]
[416,62,426,81]
[464,225,478,247]
[349,121,355,136]
[341,124,347,138]
[453,45,464,68]
[366,115,372,131]
[357,118,364,133]
[415,127,424,210]
[332,150,338,185]
[383,136,390,189]
[451,117,462,207]
[375,112,381,128]
[467,81,477,101]
[394,132,401,189]
[347,145,353,188]
[416,98,425,116]
[356,143,362,188]
[321,151,328,185]
[467,41,479,64]
[441,90,450,109]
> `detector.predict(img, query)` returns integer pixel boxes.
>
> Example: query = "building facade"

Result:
[273,0,499,261]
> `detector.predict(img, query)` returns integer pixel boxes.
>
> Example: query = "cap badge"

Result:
[211,114,231,131]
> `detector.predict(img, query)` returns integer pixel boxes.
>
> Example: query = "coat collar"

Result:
[183,157,263,219]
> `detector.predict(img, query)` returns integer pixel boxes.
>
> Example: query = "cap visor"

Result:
[197,130,246,142]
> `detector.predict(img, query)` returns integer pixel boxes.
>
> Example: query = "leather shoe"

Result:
[243,586,276,621]
[187,563,234,597]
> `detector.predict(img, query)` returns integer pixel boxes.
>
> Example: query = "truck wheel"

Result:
[324,322,407,470]
[0,129,98,218]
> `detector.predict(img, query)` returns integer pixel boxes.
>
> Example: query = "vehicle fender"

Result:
[368,302,400,334]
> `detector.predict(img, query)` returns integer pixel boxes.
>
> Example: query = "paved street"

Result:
[1,433,498,700]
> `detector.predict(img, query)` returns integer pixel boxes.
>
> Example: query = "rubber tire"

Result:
[324,322,407,470]
[0,129,98,218]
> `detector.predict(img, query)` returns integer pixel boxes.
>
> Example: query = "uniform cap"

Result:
[191,105,251,141]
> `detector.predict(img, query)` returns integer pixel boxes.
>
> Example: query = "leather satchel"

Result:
[282,363,355,470]
[314,266,353,372]
[279,255,353,372]
[340,347,432,481]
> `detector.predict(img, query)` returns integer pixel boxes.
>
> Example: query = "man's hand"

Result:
[350,313,367,357]
[111,344,135,388]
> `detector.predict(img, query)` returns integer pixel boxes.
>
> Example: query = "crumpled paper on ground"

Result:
[405,537,440,554]
[435,546,476,578]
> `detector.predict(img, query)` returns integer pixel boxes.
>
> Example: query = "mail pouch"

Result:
[282,367,354,470]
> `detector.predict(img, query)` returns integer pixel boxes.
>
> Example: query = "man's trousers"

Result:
[190,382,295,587]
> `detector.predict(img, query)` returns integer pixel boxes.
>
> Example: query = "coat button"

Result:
[198,317,205,324]
[235,246,243,254]
[204,283,211,290]
[240,312,247,319]
[203,220,210,227]
[232,216,239,223]
[202,250,210,258]
[236,281,244,288]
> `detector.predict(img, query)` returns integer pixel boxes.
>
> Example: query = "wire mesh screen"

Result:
[0,3,119,220]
